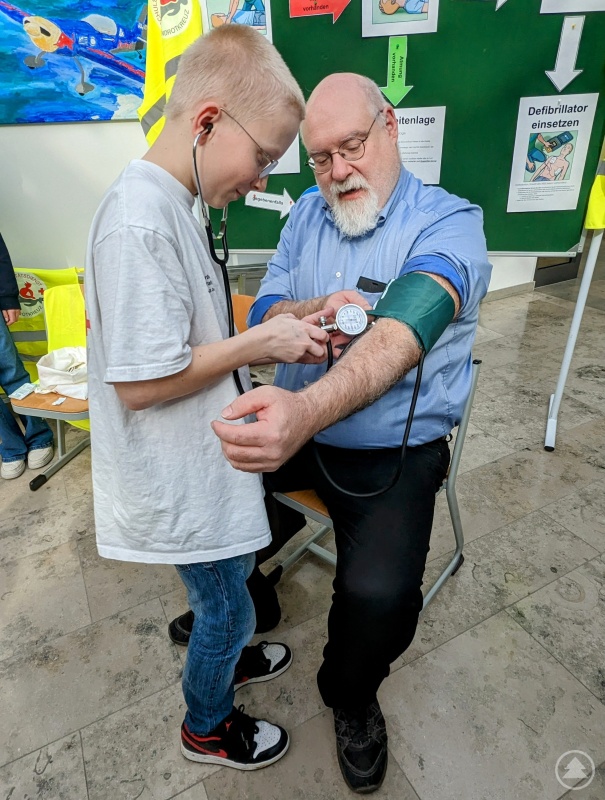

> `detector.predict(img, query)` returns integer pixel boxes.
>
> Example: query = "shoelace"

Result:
[237,642,271,675]
[230,704,260,757]
[335,704,385,749]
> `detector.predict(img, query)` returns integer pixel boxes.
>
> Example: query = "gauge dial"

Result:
[335,304,369,337]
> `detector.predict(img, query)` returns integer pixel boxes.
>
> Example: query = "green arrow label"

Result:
[380,36,413,106]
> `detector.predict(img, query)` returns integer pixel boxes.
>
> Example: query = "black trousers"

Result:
[265,437,450,711]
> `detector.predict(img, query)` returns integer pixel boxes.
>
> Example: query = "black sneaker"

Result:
[168,609,194,646]
[181,704,289,770]
[234,641,292,690]
[333,701,388,794]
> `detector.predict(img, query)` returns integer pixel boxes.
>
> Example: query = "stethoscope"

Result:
[192,127,245,395]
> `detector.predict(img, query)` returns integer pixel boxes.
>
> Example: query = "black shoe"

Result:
[333,701,388,794]
[234,641,292,690]
[181,704,289,770]
[168,609,194,646]
[169,567,282,647]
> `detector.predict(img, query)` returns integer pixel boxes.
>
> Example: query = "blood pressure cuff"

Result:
[371,271,455,353]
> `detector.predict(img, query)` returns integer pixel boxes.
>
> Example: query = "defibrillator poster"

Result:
[507,93,598,213]
[395,106,445,185]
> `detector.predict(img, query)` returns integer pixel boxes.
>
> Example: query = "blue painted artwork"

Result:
[0,0,146,123]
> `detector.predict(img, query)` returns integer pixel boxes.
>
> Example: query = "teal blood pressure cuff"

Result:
[371,271,455,353]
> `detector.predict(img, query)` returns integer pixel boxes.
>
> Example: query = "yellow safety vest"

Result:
[11,268,79,382]
[138,0,203,145]
[585,160,605,231]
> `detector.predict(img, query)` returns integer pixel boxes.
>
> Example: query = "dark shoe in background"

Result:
[333,700,388,794]
[169,564,282,646]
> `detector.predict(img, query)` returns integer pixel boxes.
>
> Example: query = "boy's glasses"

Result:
[221,108,279,179]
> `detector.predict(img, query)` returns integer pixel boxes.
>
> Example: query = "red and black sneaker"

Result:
[234,641,292,691]
[181,704,289,770]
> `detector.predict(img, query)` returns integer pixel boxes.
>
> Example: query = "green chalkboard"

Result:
[217,0,605,253]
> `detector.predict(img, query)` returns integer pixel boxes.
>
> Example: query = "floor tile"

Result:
[450,421,518,475]
[78,534,183,622]
[507,555,605,703]
[203,710,421,800]
[0,494,94,565]
[0,466,68,516]
[558,762,605,798]
[81,683,218,800]
[169,783,209,800]
[540,478,605,552]
[403,510,598,666]
[237,612,328,731]
[0,733,87,800]
[381,612,605,800]
[0,599,182,766]
[0,539,90,661]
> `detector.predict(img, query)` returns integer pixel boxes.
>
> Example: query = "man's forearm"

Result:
[296,317,421,438]
[262,297,328,321]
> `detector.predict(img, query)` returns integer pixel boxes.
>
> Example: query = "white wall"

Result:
[0,120,146,269]
[0,120,537,293]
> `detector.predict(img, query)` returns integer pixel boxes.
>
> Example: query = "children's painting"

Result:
[0,0,146,123]
[201,0,271,43]
[362,0,438,36]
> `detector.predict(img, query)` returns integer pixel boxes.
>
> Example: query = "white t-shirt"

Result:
[85,160,271,564]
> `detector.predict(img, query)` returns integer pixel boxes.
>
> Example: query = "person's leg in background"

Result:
[177,552,290,769]
[0,319,53,479]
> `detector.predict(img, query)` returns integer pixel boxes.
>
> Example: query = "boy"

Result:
[85,25,328,770]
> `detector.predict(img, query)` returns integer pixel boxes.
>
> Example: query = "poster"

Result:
[507,93,598,213]
[362,0,438,38]
[0,0,145,123]
[201,0,272,41]
[541,0,605,12]
[273,134,300,175]
[395,105,445,184]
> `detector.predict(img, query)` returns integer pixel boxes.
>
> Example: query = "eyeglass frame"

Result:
[220,107,279,179]
[306,110,384,174]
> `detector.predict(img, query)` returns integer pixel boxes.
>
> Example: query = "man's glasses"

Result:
[221,108,279,179]
[306,110,383,174]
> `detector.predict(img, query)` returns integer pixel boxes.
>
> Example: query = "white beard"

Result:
[324,175,381,239]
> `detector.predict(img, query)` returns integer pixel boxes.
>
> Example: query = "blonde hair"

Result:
[166,26,305,124]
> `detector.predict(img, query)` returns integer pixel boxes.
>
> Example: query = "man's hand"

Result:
[211,385,314,472]
[325,290,372,314]
[2,308,20,326]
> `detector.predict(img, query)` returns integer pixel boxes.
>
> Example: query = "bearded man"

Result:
[211,71,492,793]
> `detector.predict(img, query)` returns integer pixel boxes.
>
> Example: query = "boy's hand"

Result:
[252,308,333,365]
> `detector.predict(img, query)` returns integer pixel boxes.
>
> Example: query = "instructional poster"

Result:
[541,0,605,12]
[200,0,272,41]
[507,93,598,213]
[362,0,438,37]
[395,106,445,184]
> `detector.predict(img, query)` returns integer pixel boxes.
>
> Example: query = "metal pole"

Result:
[544,228,604,451]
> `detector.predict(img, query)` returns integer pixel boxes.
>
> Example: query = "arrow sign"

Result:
[495,0,508,9]
[289,0,351,23]
[546,16,584,92]
[245,189,294,219]
[379,37,413,106]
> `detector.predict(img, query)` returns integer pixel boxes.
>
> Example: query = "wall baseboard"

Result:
[483,281,535,303]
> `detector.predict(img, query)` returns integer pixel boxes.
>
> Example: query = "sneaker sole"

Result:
[180,733,289,770]
[234,651,293,691]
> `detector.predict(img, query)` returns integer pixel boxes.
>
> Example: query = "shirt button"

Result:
[303,381,309,386]
[336,272,341,278]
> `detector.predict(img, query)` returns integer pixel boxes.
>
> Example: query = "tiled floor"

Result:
[2,243,605,799]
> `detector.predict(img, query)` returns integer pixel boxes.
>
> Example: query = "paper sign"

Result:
[541,0,605,12]
[395,106,445,185]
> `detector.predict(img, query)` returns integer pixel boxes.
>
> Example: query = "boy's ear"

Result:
[191,103,221,138]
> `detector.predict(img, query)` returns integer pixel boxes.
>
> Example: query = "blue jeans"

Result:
[176,552,256,734]
[0,319,53,462]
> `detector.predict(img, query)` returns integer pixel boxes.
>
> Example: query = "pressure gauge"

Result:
[335,303,370,337]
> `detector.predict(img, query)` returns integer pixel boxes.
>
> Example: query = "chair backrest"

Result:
[10,267,80,381]
[42,283,89,432]
[233,294,255,334]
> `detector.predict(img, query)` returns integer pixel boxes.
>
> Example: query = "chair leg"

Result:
[422,478,465,611]
[266,524,333,584]
[30,434,91,491]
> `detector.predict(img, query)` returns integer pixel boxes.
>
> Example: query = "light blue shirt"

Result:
[250,168,492,448]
